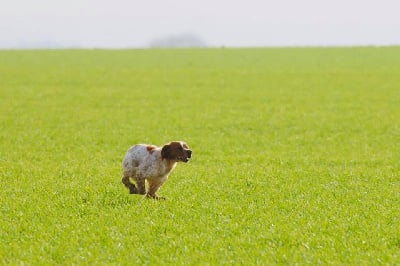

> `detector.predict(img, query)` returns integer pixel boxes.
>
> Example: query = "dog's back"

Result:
[123,144,149,170]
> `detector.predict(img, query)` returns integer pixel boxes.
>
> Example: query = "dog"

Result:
[122,141,192,199]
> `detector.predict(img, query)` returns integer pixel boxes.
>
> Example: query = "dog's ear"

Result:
[161,144,171,160]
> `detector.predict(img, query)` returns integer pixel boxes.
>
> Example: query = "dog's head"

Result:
[161,141,192,163]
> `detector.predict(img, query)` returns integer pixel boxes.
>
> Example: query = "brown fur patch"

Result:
[146,145,157,154]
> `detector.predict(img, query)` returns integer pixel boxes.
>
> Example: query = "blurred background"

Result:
[1,0,399,49]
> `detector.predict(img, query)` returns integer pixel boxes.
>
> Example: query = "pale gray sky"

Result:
[1,0,399,48]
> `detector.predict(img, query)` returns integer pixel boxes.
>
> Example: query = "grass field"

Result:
[1,47,399,264]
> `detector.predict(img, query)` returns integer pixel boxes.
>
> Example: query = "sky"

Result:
[1,0,400,48]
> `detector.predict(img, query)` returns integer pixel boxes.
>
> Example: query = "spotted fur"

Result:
[122,141,192,199]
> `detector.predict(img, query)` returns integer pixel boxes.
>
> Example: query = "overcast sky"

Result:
[1,0,399,48]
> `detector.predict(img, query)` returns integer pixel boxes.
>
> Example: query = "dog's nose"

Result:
[187,150,192,158]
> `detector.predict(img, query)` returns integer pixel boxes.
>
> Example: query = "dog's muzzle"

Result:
[181,150,192,163]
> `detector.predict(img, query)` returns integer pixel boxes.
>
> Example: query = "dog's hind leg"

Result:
[135,178,146,195]
[122,170,137,194]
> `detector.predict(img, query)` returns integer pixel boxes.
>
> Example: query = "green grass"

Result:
[1,47,399,264]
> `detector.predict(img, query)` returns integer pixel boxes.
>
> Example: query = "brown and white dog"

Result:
[122,141,192,199]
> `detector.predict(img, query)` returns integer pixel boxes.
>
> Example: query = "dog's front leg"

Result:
[146,177,167,200]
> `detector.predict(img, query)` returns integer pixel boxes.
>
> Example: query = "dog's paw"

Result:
[146,194,166,200]
[129,186,138,194]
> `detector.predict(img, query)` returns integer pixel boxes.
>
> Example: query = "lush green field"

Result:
[1,47,399,264]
